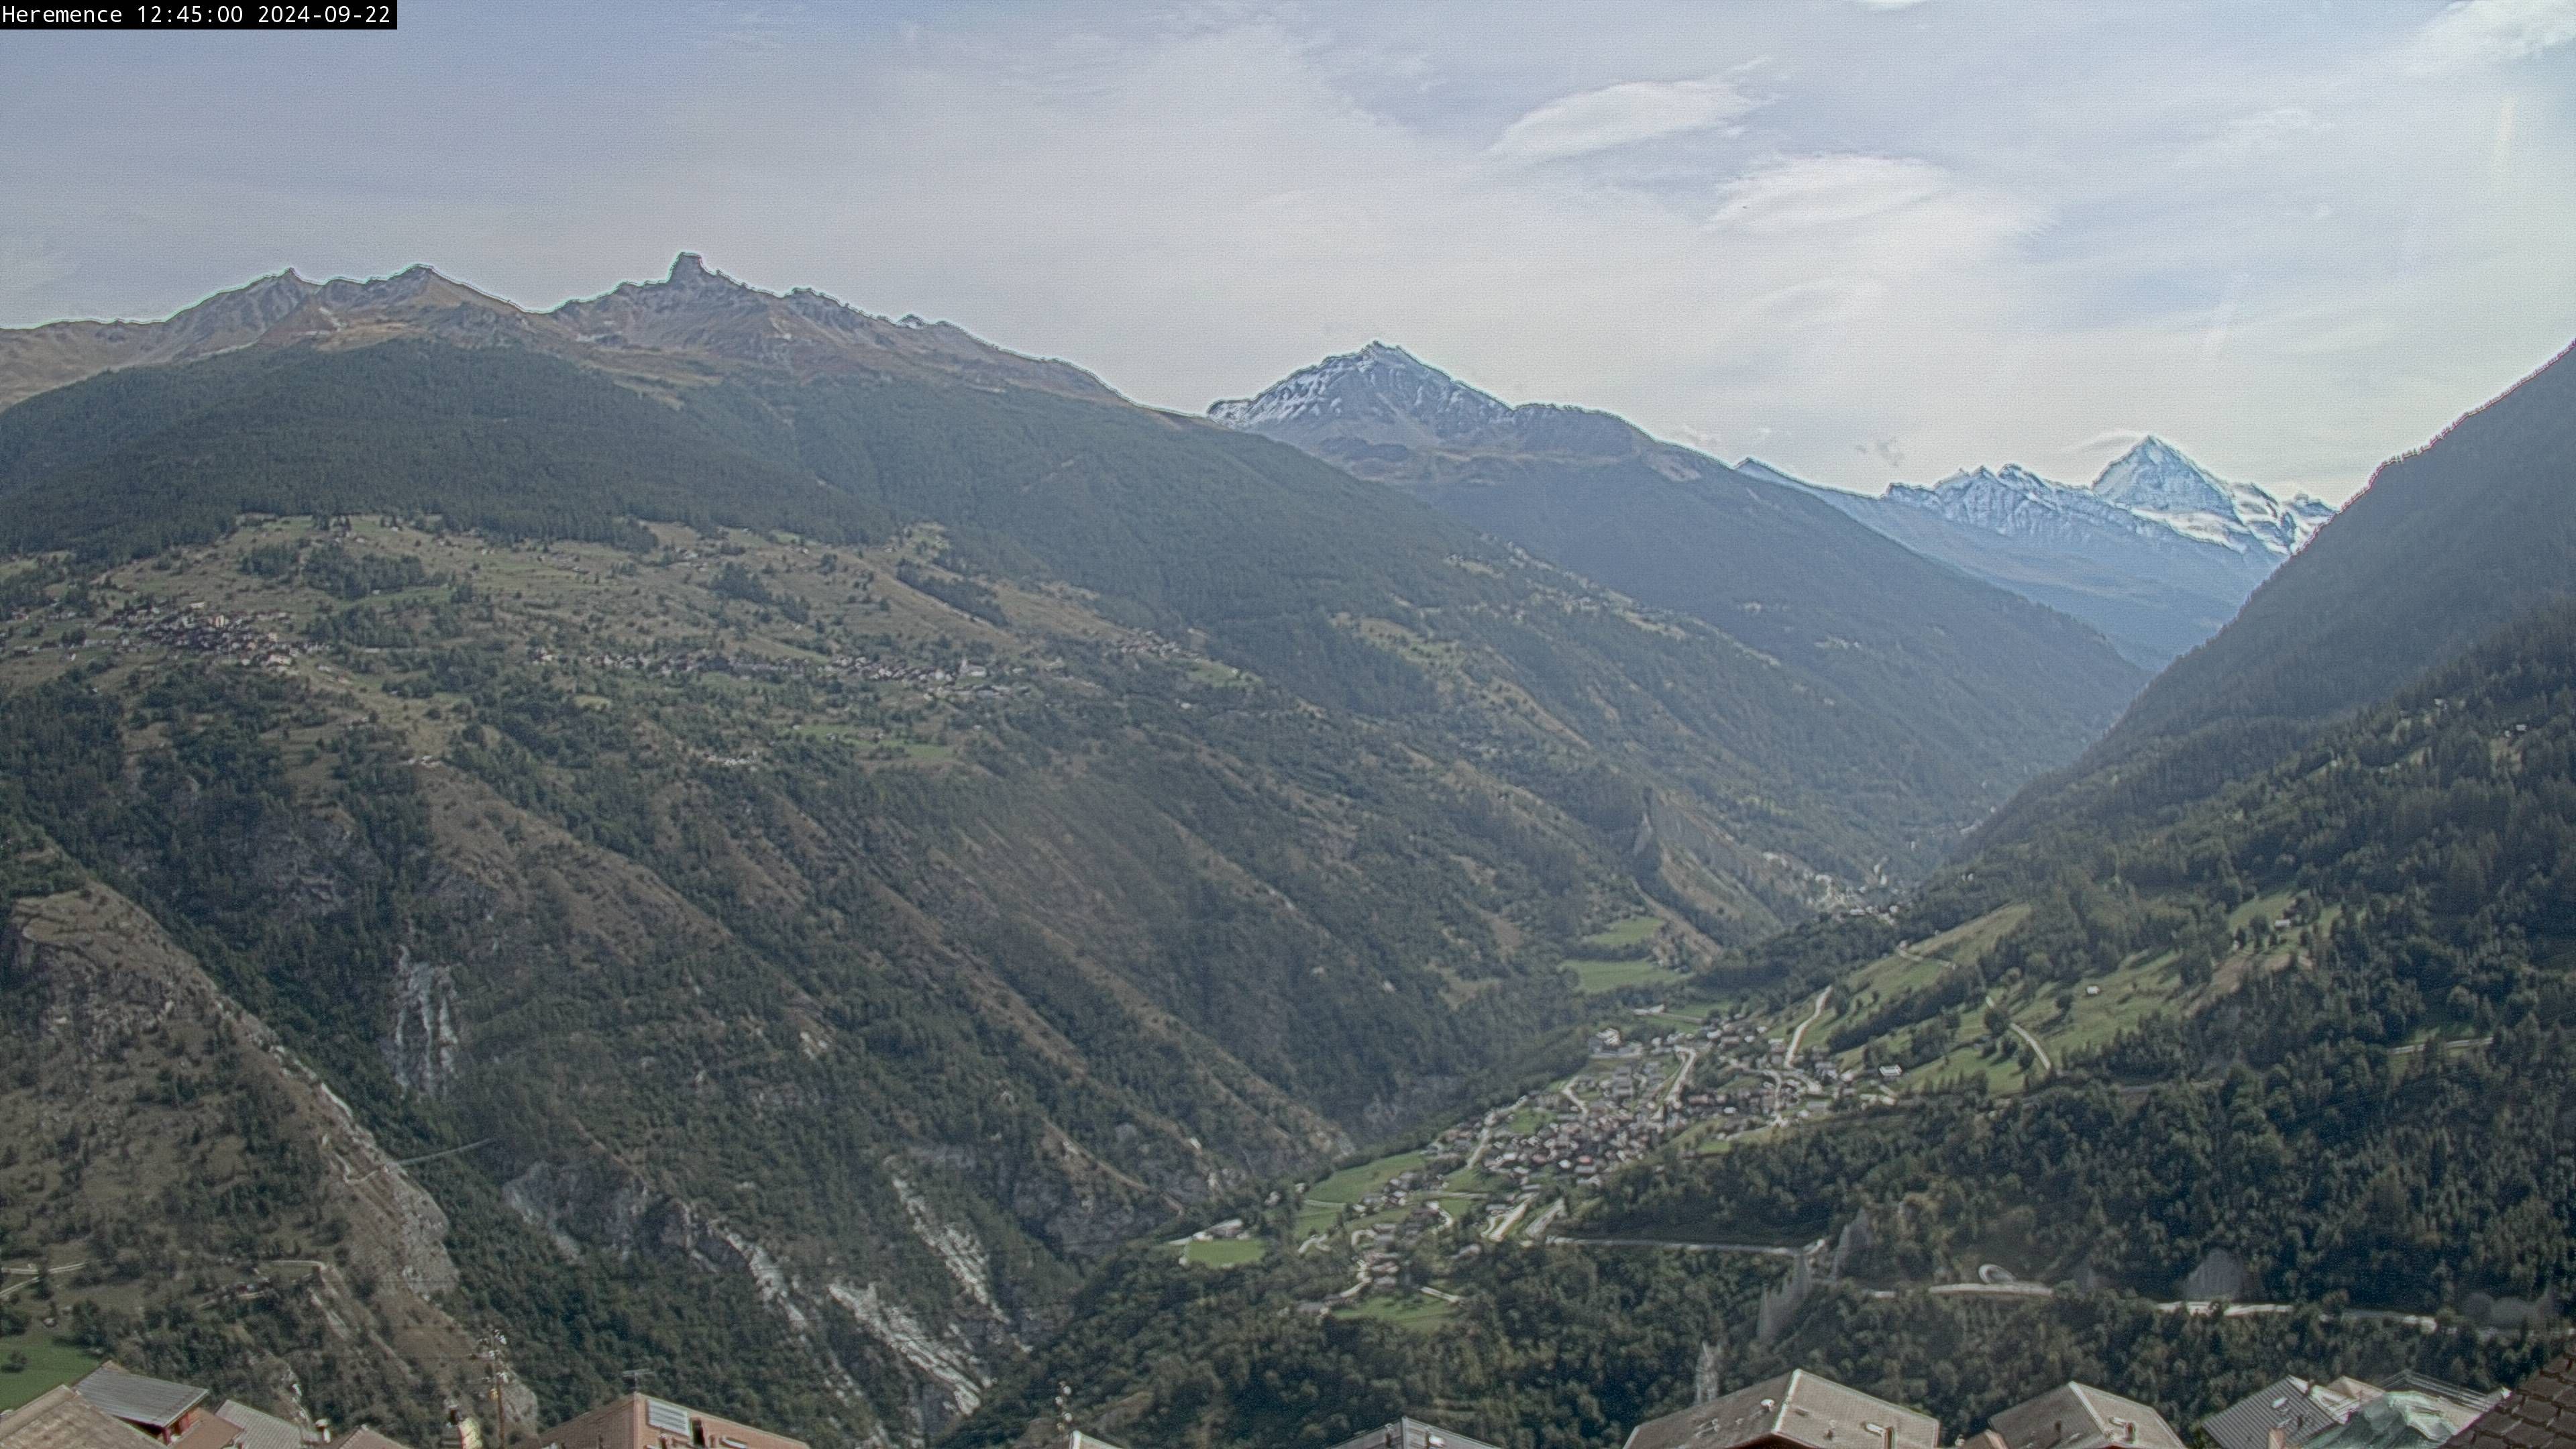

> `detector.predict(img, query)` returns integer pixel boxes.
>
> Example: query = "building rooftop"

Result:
[529,1395,807,1449]
[166,1419,240,1449]
[0,1387,168,1449]
[1624,1371,1941,1449]
[209,1404,304,1449]
[75,1369,209,1434]
[2305,1392,2481,1449]
[333,1429,413,1449]
[2202,1379,2369,1449]
[2443,1350,2576,1449]
[1329,1419,1505,1449]
[1988,1383,2186,1449]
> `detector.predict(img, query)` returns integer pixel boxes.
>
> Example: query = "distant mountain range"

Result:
[1743,441,2337,667]
[0,258,2167,1444]
[972,335,2576,1449]
[1979,335,2576,850]
[1211,343,2148,815]
[0,252,1115,412]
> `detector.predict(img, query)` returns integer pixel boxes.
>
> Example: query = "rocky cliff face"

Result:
[1,878,521,1438]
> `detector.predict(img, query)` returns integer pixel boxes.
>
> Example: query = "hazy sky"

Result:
[5,0,2572,500]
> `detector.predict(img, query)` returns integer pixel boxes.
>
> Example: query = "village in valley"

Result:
[1168,904,1900,1318]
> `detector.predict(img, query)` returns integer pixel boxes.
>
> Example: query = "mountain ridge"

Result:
[1209,341,2147,804]
[0,254,1116,411]
[1750,440,2336,667]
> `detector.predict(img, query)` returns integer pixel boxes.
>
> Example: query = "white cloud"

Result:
[1,1,2571,505]
[1854,0,1934,9]
[2067,429,2151,458]
[1489,77,1758,162]
[1710,154,1961,232]
[2412,0,2576,70]
[2180,105,2329,165]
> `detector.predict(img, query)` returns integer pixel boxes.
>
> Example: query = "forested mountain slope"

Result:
[1212,345,2145,802]
[0,258,2125,1446]
[951,595,2576,1449]
[1980,339,2576,847]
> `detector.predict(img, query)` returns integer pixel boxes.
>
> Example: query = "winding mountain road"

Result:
[1782,988,1831,1070]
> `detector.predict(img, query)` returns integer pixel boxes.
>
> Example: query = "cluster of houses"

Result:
[7,1353,2569,1449]
[6,601,307,672]
[0,1371,802,1449]
[1409,1015,1877,1248]
[1107,1355,2565,1449]
[1293,1014,1892,1297]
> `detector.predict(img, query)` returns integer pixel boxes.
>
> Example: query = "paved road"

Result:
[1548,1236,1799,1257]
[1782,988,1832,1070]
[2008,1022,2053,1074]
[2390,1036,2493,1057]
[1521,1199,1568,1242]
[1664,1046,1701,1110]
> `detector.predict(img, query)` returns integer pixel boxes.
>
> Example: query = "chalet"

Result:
[1623,1371,1939,1449]
[1984,1383,2185,1449]
[74,1369,207,1446]
[208,1404,307,1449]
[0,1386,166,1449]
[2201,1375,2495,1449]
[1328,1418,1505,1449]
[528,1395,808,1449]
[2414,1350,2573,1449]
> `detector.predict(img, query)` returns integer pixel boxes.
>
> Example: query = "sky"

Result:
[3,0,2573,502]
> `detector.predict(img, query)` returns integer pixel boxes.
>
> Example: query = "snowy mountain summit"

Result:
[1888,437,2334,561]
[1757,439,2344,667]
[1210,341,1510,449]
[1209,342,1649,461]
[2088,436,2335,557]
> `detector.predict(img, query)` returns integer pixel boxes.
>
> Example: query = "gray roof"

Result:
[212,1404,305,1449]
[2201,1380,2356,1449]
[1988,1385,2186,1449]
[76,1368,209,1432]
[1625,1371,1941,1449]
[1329,1420,1505,1449]
[2383,1373,2502,1417]
[0,1387,168,1449]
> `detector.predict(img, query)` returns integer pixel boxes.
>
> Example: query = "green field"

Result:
[1296,1150,1430,1236]
[1292,1198,1346,1238]
[1335,1293,1457,1330]
[1181,1238,1267,1267]
[1568,957,1683,994]
[1578,914,1662,949]
[0,1330,99,1411]
[1306,1150,1425,1206]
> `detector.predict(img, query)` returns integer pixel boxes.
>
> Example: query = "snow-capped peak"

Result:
[1209,341,1511,446]
[1851,437,2338,559]
[2086,437,2334,557]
